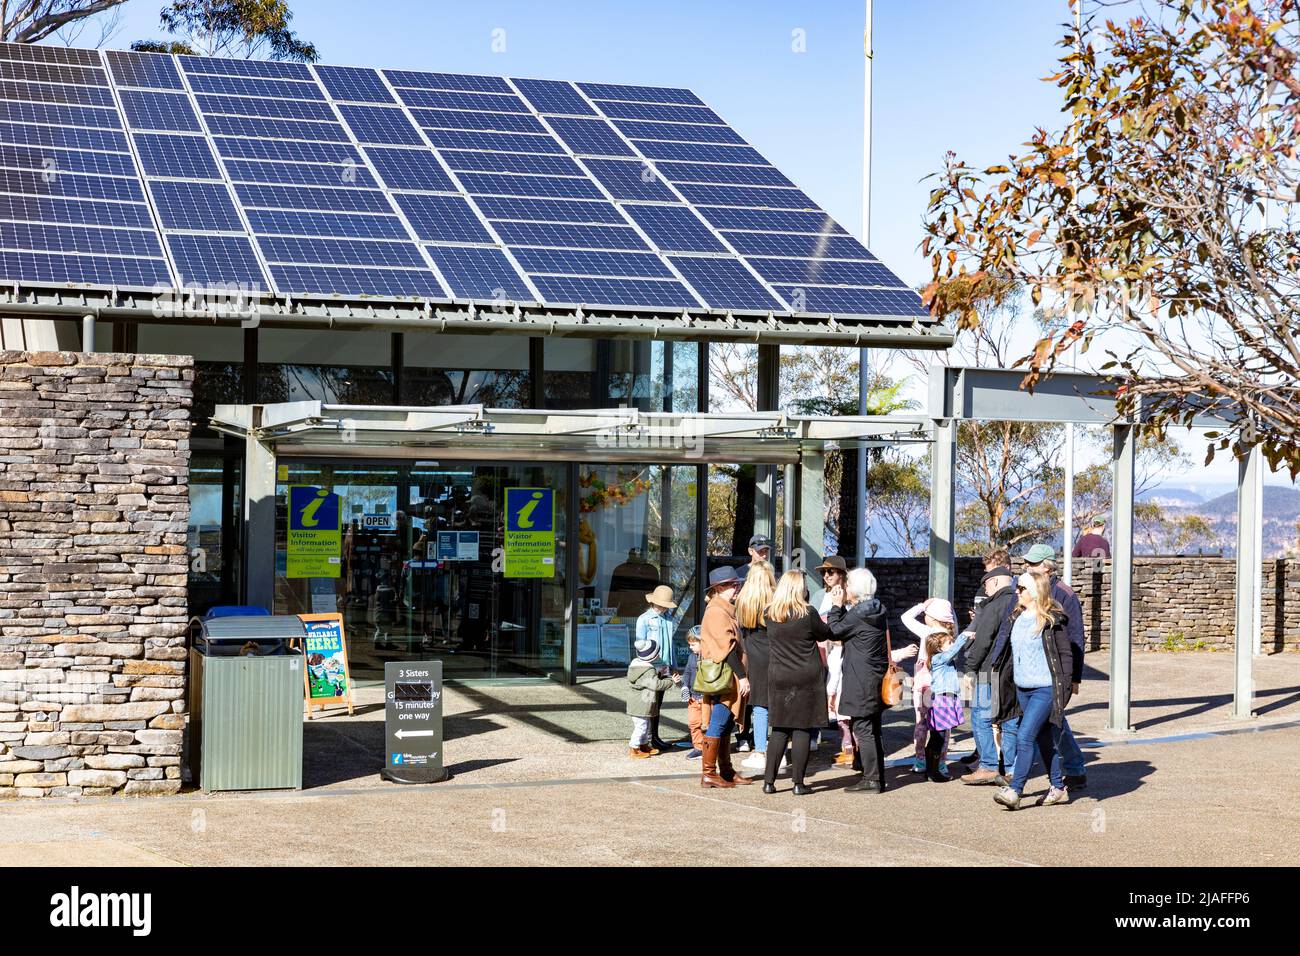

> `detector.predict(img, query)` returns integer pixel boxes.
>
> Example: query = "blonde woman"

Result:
[762,569,833,794]
[990,570,1074,811]
[735,561,777,772]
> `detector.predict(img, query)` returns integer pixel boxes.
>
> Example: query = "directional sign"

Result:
[382,661,448,784]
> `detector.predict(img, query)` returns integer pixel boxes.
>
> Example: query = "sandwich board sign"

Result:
[296,613,354,719]
[382,660,447,784]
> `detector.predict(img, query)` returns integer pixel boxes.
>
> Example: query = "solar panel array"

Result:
[0,41,926,319]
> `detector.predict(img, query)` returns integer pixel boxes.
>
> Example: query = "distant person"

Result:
[626,639,679,759]
[961,564,1017,786]
[747,534,772,567]
[816,557,855,767]
[635,585,679,752]
[990,571,1074,810]
[736,561,778,773]
[1022,543,1089,789]
[680,627,705,759]
[1072,522,1111,559]
[901,597,957,777]
[697,567,753,789]
[920,619,970,784]
[762,570,833,795]
[825,567,918,793]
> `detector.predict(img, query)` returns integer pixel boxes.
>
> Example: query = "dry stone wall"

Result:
[867,556,1299,651]
[0,351,192,798]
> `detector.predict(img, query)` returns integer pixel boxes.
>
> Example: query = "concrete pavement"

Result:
[1,650,1297,867]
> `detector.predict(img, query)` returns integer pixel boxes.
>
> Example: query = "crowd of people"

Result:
[625,534,1091,810]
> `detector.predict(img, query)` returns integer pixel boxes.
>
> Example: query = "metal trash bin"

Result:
[187,613,306,792]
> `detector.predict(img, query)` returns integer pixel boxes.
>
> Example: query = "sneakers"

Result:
[737,740,751,752]
[1039,786,1070,807]
[833,750,856,766]
[993,786,1021,810]
[1064,774,1087,789]
[961,768,1006,786]
[911,758,927,774]
[740,753,766,771]
[685,748,702,759]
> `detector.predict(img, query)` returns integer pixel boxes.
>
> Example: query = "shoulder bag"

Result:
[692,658,734,695]
[881,629,904,707]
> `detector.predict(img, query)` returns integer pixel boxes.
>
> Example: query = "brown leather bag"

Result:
[881,628,904,707]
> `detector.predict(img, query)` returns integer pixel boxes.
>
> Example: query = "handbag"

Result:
[929,692,965,731]
[692,658,734,695]
[881,630,904,707]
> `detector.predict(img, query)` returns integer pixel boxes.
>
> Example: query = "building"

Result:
[0,41,951,686]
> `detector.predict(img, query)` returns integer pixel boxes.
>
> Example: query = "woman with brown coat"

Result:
[696,566,753,789]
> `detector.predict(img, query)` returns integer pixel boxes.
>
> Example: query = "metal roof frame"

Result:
[0,284,954,349]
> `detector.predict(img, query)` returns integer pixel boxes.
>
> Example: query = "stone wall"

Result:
[868,556,1300,651]
[0,351,192,798]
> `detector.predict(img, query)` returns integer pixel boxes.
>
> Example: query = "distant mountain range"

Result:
[1147,484,1300,557]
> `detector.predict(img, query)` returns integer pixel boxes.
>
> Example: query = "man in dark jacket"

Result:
[962,566,1016,785]
[1023,544,1088,788]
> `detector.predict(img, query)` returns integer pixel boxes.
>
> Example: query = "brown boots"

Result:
[700,736,733,788]
[717,732,754,785]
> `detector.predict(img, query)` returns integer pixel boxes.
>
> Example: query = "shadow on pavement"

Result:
[301,715,502,788]
[1066,684,1300,730]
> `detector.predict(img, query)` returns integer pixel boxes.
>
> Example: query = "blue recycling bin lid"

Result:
[204,605,271,618]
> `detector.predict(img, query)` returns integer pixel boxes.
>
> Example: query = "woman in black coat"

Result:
[762,570,833,794]
[825,567,917,793]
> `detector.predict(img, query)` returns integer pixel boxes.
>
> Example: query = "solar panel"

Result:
[0,40,925,318]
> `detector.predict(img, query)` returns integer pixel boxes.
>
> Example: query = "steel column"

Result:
[927,418,956,602]
[1232,444,1260,719]
[754,344,780,542]
[241,409,277,612]
[798,449,824,606]
[1108,423,1135,732]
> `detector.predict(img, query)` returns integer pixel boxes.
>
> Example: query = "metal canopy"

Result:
[211,401,932,465]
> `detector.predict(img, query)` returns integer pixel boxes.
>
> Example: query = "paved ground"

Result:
[2,649,1298,866]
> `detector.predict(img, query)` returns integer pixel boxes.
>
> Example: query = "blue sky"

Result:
[86,0,1279,489]
[97,0,1069,286]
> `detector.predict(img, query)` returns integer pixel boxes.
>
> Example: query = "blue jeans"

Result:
[1056,718,1085,776]
[970,678,997,772]
[1007,715,1084,776]
[1010,686,1064,794]
[706,701,735,738]
[752,705,770,753]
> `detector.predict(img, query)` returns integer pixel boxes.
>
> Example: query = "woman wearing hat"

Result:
[636,584,679,752]
[697,566,753,788]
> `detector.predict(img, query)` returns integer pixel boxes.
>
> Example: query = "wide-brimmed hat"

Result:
[1022,543,1056,565]
[644,585,676,609]
[708,566,740,591]
[816,555,848,573]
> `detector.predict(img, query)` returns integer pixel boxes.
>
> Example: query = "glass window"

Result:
[576,463,697,669]
[273,458,568,681]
